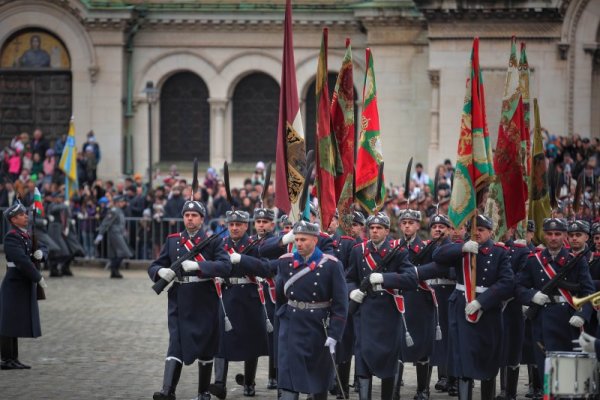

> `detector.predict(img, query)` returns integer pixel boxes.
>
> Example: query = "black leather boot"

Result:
[110,258,123,278]
[312,393,328,400]
[62,256,74,276]
[267,355,277,389]
[481,377,496,400]
[193,360,213,400]
[447,376,458,397]
[336,361,351,399]
[531,366,542,400]
[526,365,534,398]
[415,362,431,400]
[243,358,257,396]
[153,359,183,400]
[49,260,62,277]
[392,360,403,400]
[457,378,472,400]
[208,358,228,399]
[358,377,372,400]
[505,366,519,400]
[381,377,394,400]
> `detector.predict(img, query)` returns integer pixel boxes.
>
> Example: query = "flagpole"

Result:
[470,212,477,301]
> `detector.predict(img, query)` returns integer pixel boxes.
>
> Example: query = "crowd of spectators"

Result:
[0,126,598,259]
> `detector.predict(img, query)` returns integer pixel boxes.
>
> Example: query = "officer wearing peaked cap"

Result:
[209,209,270,399]
[94,195,132,278]
[430,214,514,400]
[148,200,231,400]
[250,207,278,390]
[0,202,47,370]
[396,209,439,400]
[274,220,348,400]
[517,217,595,387]
[326,210,357,399]
[347,212,419,400]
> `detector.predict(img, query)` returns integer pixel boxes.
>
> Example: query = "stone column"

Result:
[208,98,228,168]
[428,69,440,173]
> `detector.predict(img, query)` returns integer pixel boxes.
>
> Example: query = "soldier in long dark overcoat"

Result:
[0,202,47,370]
[274,220,348,400]
[208,210,270,399]
[148,200,231,400]
[395,209,438,400]
[517,218,595,386]
[347,213,419,400]
[95,195,132,278]
[431,215,514,400]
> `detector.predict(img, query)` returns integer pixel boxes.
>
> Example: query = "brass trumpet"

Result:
[573,291,600,309]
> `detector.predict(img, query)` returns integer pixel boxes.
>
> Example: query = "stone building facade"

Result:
[0,0,598,185]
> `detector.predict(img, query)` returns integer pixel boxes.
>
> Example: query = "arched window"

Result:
[303,72,358,153]
[232,72,279,162]
[159,71,210,162]
[0,28,71,141]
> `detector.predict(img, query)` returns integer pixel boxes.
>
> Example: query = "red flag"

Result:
[315,28,337,230]
[275,0,306,217]
[331,39,355,234]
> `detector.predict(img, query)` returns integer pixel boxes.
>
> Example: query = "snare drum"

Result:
[546,351,599,397]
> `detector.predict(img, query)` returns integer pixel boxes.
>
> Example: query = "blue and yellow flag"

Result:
[58,117,78,201]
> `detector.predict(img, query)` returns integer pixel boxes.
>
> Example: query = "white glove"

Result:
[157,268,176,282]
[578,332,597,353]
[77,212,85,220]
[324,337,337,354]
[569,315,585,328]
[532,291,551,305]
[522,305,529,316]
[38,277,47,289]
[350,289,366,303]
[64,227,69,236]
[94,234,103,245]
[181,260,200,272]
[42,219,47,226]
[462,240,479,254]
[465,300,482,315]
[514,239,527,246]
[33,249,43,260]
[282,231,295,245]
[48,215,54,222]
[70,219,76,226]
[369,273,384,284]
[229,253,241,264]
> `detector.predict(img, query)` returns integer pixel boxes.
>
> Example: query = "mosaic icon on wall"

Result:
[1,29,70,69]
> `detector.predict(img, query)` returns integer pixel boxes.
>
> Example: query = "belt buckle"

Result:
[298,301,306,310]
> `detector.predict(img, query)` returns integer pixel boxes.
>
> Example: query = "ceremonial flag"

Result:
[314,28,338,230]
[33,187,44,216]
[331,38,355,234]
[275,0,306,218]
[519,42,532,207]
[449,37,494,230]
[355,48,385,213]
[528,99,552,244]
[59,117,78,201]
[485,37,527,239]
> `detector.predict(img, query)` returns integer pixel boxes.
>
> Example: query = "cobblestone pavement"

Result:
[0,262,532,399]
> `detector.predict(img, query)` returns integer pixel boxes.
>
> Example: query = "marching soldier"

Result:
[498,228,530,400]
[148,200,231,400]
[209,210,269,399]
[30,207,61,273]
[347,213,419,400]
[350,210,366,244]
[395,209,438,400]
[94,195,133,279]
[274,220,348,400]
[516,218,595,388]
[251,207,278,390]
[425,215,455,395]
[46,192,75,277]
[327,211,356,399]
[0,202,47,370]
[431,215,514,400]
